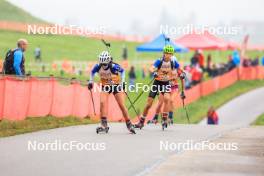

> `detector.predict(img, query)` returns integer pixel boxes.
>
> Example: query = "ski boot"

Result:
[161,118,168,131]
[147,114,159,125]
[134,117,145,129]
[147,119,158,124]
[168,118,173,125]
[126,120,136,134]
[96,117,109,134]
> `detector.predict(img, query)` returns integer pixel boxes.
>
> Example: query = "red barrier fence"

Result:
[0,66,263,121]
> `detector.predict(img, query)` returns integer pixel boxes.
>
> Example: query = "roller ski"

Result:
[168,118,173,125]
[147,119,158,124]
[96,126,109,134]
[161,118,168,131]
[147,114,159,124]
[134,117,145,129]
[126,120,136,134]
[96,118,109,134]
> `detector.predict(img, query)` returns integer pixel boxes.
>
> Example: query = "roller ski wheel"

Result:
[147,119,158,125]
[134,118,145,130]
[168,119,173,125]
[126,121,136,134]
[162,121,168,131]
[128,126,136,134]
[134,122,144,130]
[96,126,109,134]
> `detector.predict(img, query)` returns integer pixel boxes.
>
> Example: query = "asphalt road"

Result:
[146,126,264,176]
[200,87,264,125]
[0,87,264,176]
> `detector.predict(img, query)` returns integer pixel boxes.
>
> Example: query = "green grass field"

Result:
[1,29,263,81]
[173,80,264,123]
[126,80,264,123]
[0,116,95,137]
[253,114,264,125]
[1,30,262,65]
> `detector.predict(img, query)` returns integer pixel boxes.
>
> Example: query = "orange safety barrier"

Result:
[0,77,4,120]
[27,78,53,117]
[50,81,75,117]
[107,94,125,121]
[201,77,220,97]
[219,68,238,89]
[185,84,201,105]
[71,83,91,118]
[0,66,263,121]
[2,77,31,120]
[257,66,264,79]
[240,66,258,80]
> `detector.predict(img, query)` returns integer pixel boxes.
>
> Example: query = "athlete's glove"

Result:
[179,72,186,80]
[88,81,93,90]
[180,91,186,100]
[153,72,158,78]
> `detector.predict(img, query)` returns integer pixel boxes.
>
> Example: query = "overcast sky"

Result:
[8,0,264,36]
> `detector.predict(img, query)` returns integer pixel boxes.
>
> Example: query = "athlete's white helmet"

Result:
[99,51,111,64]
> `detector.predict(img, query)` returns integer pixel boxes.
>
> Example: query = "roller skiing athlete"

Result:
[134,45,185,130]
[88,51,136,134]
[147,56,186,125]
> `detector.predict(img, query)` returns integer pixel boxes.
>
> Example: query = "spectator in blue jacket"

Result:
[232,50,240,66]
[13,39,28,76]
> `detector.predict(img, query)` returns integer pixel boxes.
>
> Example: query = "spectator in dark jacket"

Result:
[34,46,41,62]
[191,51,199,66]
[206,54,213,77]
[122,45,128,60]
[252,56,259,66]
[129,66,136,88]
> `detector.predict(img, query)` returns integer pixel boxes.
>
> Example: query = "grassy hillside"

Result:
[1,30,263,64]
[0,30,142,62]
[0,0,46,23]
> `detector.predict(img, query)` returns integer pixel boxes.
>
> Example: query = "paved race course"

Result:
[200,87,264,125]
[0,87,264,176]
[0,124,238,176]
[146,126,264,176]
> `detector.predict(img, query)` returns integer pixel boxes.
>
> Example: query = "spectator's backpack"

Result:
[2,49,25,75]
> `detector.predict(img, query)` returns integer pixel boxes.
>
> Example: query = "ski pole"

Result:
[165,37,170,45]
[182,99,190,124]
[89,89,96,116]
[128,78,154,110]
[101,39,111,51]
[179,75,190,124]
[124,91,140,116]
